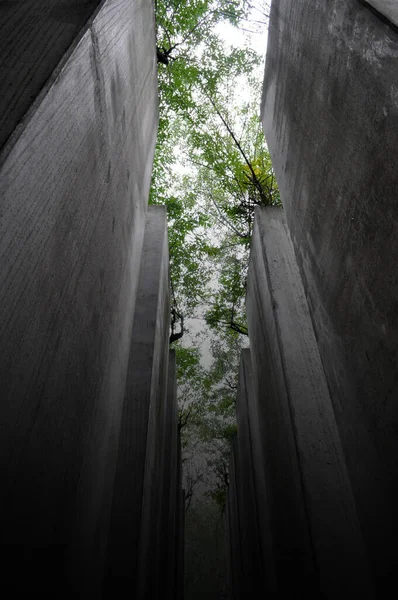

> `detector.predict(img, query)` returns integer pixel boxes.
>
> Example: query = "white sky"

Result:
[215,17,269,58]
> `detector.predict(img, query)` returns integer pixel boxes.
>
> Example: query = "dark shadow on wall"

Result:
[0,0,102,153]
[357,0,398,32]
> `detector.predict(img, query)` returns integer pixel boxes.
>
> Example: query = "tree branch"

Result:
[170,308,185,344]
[208,194,249,240]
[204,93,270,205]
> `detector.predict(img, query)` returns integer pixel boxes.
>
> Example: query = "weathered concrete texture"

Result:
[232,349,274,597]
[0,0,103,153]
[172,431,184,600]
[243,207,372,598]
[177,487,186,600]
[139,351,184,600]
[224,504,233,600]
[262,0,398,590]
[364,0,398,26]
[104,206,169,595]
[0,0,163,594]
[226,438,243,600]
[159,351,180,599]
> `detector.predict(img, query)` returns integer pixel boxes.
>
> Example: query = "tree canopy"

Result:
[151,0,277,511]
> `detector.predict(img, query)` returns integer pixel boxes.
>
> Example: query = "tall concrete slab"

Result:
[161,351,180,600]
[246,206,372,598]
[364,0,398,26]
[140,349,180,600]
[0,0,158,594]
[234,349,275,596]
[177,487,186,600]
[234,369,263,597]
[104,206,170,597]
[226,438,244,600]
[224,503,233,600]
[262,0,398,589]
[0,0,102,152]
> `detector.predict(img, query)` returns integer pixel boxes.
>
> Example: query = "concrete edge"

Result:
[0,0,157,167]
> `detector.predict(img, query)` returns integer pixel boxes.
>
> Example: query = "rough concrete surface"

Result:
[0,0,158,593]
[224,503,233,600]
[161,351,182,600]
[238,350,276,595]
[246,207,372,598]
[226,439,243,600]
[262,0,398,590]
[233,349,274,597]
[0,0,102,153]
[364,0,398,26]
[178,487,185,600]
[104,206,170,597]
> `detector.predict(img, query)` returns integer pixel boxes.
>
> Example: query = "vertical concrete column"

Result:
[223,502,233,600]
[226,438,244,600]
[0,0,158,594]
[104,206,170,597]
[178,488,186,600]
[157,350,179,600]
[261,1,398,589]
[234,349,275,597]
[176,434,185,600]
[246,206,373,598]
[142,349,180,600]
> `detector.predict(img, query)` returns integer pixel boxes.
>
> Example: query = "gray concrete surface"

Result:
[233,350,272,597]
[139,348,180,600]
[226,439,243,600]
[176,432,184,600]
[104,206,170,597]
[177,455,185,600]
[364,0,398,26]
[162,351,181,600]
[0,0,158,593]
[238,350,275,595]
[0,0,101,153]
[224,504,233,600]
[246,206,372,598]
[262,0,398,590]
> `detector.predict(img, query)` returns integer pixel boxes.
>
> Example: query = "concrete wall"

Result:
[233,349,274,597]
[246,207,372,597]
[0,1,183,596]
[225,439,243,600]
[104,208,183,598]
[162,355,185,600]
[0,0,102,152]
[262,0,398,591]
[364,0,398,26]
[226,207,373,598]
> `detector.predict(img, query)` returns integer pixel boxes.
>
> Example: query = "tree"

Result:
[175,90,280,338]
[152,0,276,342]
[155,0,246,64]
[154,0,260,161]
[151,0,276,516]
[151,90,279,340]
[205,252,249,337]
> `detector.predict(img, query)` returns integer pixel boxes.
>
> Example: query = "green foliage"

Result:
[175,344,202,381]
[155,1,254,149]
[151,174,214,321]
[205,252,248,336]
[152,0,276,512]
